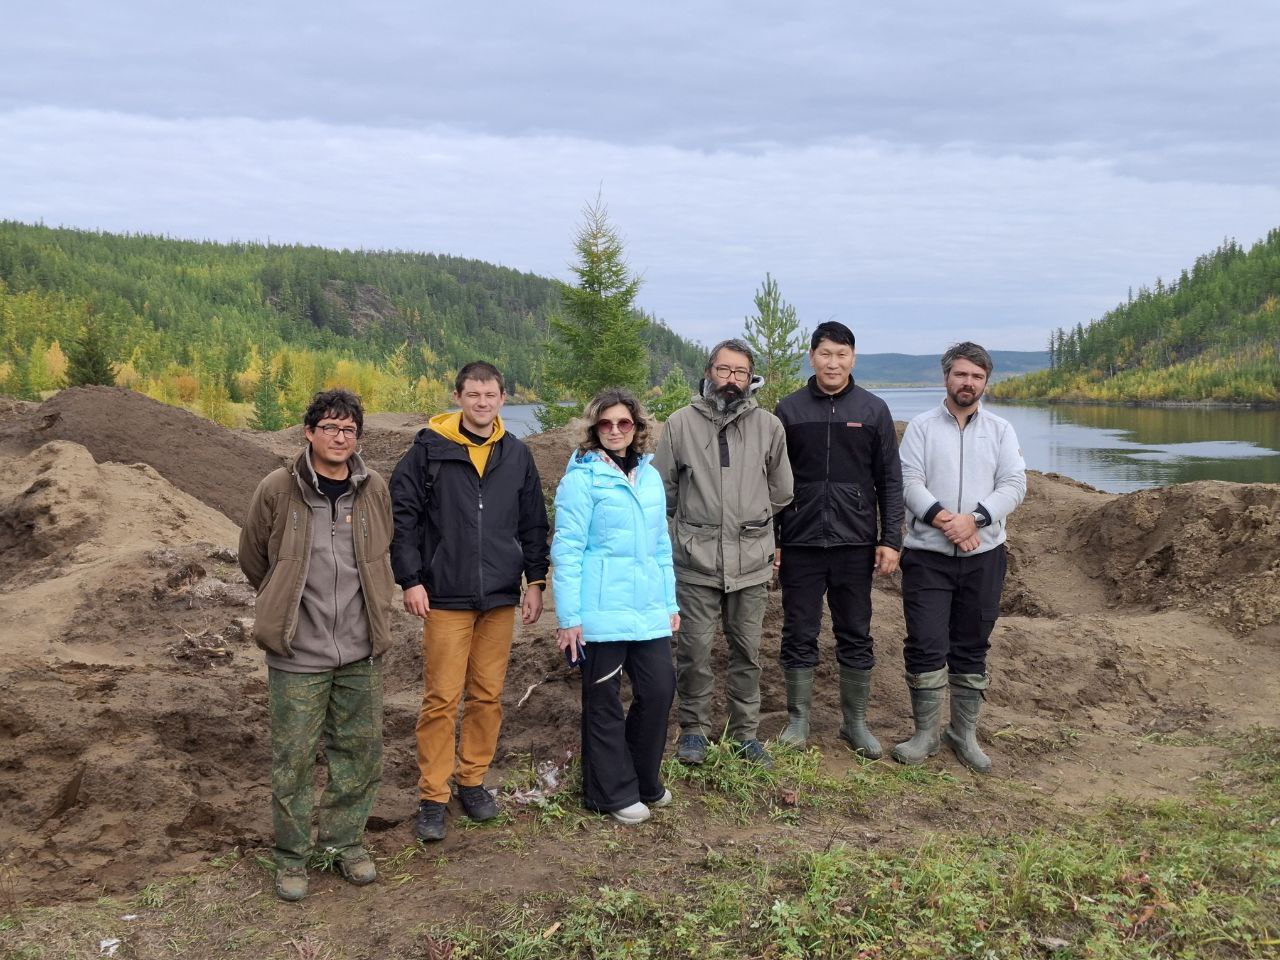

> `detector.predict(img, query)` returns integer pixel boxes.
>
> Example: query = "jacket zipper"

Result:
[476,477,486,604]
[358,505,373,662]
[330,493,342,664]
[824,396,835,546]
[955,412,966,558]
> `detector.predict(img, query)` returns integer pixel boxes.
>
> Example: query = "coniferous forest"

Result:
[0,221,705,424]
[991,229,1280,404]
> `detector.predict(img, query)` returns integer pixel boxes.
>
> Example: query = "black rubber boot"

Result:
[777,668,815,747]
[890,667,947,765]
[836,667,882,759]
[944,673,993,774]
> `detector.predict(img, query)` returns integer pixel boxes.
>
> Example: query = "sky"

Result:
[2,2,1278,353]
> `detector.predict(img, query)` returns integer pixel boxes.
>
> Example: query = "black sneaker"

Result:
[675,733,709,765]
[458,784,499,822]
[415,800,447,841]
[734,738,774,769]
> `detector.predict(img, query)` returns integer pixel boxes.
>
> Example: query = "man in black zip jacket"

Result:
[774,321,904,757]
[390,361,549,842]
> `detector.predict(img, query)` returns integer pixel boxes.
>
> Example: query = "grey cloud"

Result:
[4,108,1274,354]
[2,2,1278,182]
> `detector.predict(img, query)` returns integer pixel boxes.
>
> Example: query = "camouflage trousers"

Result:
[268,659,383,869]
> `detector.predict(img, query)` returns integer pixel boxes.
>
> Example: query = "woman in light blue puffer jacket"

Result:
[552,388,680,825]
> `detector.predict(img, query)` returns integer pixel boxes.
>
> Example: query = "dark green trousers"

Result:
[269,659,383,868]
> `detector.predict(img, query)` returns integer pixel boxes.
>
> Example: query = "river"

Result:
[499,394,1280,493]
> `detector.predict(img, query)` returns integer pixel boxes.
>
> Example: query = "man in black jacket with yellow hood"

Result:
[390,361,549,842]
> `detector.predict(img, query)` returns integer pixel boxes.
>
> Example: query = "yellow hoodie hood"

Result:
[428,411,506,475]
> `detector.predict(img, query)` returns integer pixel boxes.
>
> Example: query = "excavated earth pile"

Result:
[0,389,1277,905]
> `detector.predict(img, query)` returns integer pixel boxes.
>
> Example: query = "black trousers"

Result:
[779,545,876,671]
[900,545,1007,675]
[580,636,675,812]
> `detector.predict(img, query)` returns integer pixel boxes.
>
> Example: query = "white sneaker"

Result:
[609,802,651,825]
[650,789,673,808]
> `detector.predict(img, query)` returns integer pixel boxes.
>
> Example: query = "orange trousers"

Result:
[415,606,516,803]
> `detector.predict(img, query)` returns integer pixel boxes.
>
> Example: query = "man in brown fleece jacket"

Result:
[240,389,397,902]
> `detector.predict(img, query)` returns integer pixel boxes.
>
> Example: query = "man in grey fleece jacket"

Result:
[892,343,1026,774]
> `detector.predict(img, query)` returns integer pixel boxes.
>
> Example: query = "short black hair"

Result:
[810,320,855,351]
[941,342,994,377]
[304,388,364,435]
[455,361,505,395]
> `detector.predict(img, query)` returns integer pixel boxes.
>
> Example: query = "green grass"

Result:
[4,731,1276,960]
[663,739,956,825]
[436,730,1280,960]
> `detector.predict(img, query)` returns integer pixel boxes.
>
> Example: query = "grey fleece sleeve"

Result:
[900,418,938,520]
[982,420,1026,522]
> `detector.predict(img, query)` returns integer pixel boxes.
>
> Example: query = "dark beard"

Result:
[947,385,982,410]
[711,382,745,411]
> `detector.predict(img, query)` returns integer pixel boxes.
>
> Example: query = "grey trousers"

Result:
[674,580,768,741]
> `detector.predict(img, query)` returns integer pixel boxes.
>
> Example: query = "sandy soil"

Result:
[1,389,1277,907]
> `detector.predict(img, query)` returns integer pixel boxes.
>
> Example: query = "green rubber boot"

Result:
[890,667,948,765]
[776,668,815,747]
[836,667,882,759]
[944,673,993,774]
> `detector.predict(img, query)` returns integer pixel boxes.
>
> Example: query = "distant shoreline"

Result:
[991,396,1280,411]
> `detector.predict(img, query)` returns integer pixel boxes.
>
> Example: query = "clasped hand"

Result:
[933,510,981,552]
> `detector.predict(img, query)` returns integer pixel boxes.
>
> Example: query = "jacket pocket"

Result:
[780,481,824,543]
[829,482,874,543]
[253,557,300,656]
[737,519,774,577]
[674,517,720,578]
[428,540,468,600]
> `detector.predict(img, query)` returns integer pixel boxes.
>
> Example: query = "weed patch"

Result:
[443,732,1280,959]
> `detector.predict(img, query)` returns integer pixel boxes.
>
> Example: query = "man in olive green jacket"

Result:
[239,389,396,902]
[654,339,793,767]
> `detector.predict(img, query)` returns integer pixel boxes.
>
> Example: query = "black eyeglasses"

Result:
[596,417,635,434]
[711,364,751,382]
[315,424,358,439]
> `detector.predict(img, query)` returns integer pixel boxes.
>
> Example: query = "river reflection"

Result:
[501,394,1279,492]
[872,389,1280,492]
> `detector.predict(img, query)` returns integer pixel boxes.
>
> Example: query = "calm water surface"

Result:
[872,389,1280,493]
[504,396,1280,493]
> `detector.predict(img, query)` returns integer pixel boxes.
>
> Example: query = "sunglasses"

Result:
[596,417,635,434]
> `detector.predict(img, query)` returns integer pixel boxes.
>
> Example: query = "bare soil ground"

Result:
[0,389,1277,955]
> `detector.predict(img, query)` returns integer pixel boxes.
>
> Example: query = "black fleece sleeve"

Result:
[873,405,905,550]
[389,442,428,589]
[518,451,551,586]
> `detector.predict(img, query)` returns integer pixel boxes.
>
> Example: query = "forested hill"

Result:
[991,229,1280,404]
[0,220,704,422]
[846,351,1048,386]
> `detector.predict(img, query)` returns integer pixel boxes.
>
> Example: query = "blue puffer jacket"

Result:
[552,450,678,642]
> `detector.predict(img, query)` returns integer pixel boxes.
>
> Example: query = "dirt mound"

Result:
[1,440,240,593]
[522,425,577,489]
[0,387,283,525]
[1076,480,1280,634]
[0,395,36,423]
[5,420,1279,909]
[0,441,260,898]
